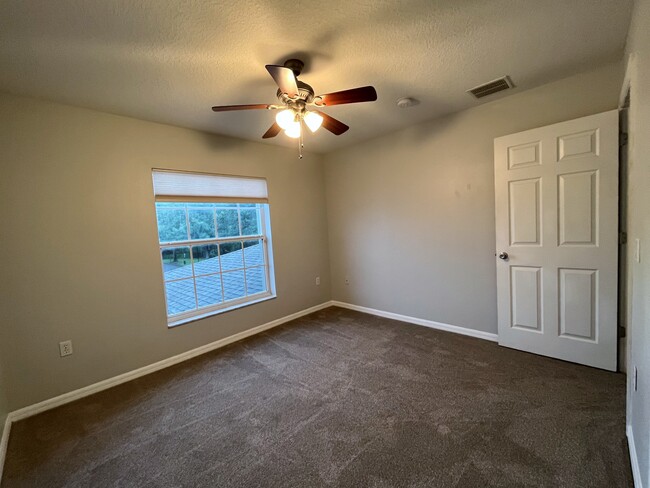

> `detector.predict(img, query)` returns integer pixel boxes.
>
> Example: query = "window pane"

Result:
[217,208,240,238]
[156,207,188,242]
[240,208,259,236]
[196,275,223,308]
[219,242,243,271]
[189,208,216,240]
[222,270,246,301]
[161,247,193,280]
[246,267,267,295]
[192,244,220,276]
[243,240,264,267]
[165,279,196,315]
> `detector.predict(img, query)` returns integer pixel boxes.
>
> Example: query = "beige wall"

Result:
[624,0,650,484]
[324,63,623,334]
[0,93,331,410]
[0,355,7,444]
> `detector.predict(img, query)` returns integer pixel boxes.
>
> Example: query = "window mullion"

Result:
[217,240,225,303]
[260,206,271,291]
[242,241,249,296]
[189,246,199,310]
[213,205,219,239]
[160,234,263,248]
[239,204,248,296]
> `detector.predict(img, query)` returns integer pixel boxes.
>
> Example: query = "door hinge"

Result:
[619,231,628,245]
[619,133,628,147]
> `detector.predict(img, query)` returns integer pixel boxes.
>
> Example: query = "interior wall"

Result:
[624,0,650,484]
[0,92,331,411]
[324,63,623,335]
[0,355,8,441]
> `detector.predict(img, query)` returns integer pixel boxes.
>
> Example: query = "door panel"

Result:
[511,266,542,331]
[494,110,618,371]
[508,141,541,169]
[509,178,542,245]
[558,171,598,246]
[559,268,597,341]
[558,129,599,161]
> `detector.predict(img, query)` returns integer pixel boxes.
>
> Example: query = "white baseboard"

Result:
[8,301,332,424]
[330,301,498,342]
[0,415,11,483]
[627,424,643,488]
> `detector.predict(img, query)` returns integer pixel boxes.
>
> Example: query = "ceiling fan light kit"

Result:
[304,111,323,132]
[275,109,296,129]
[284,122,301,139]
[211,58,377,158]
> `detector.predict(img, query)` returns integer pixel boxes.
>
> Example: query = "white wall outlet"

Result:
[59,340,73,357]
[315,276,321,286]
[635,238,641,263]
[345,276,350,285]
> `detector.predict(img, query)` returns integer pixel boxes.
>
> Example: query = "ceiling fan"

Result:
[211,59,377,155]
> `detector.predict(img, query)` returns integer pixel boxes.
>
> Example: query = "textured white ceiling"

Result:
[0,0,633,153]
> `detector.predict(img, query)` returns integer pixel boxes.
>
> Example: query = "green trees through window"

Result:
[155,202,271,320]
[156,203,260,243]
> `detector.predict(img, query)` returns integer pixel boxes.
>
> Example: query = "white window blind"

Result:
[152,170,268,203]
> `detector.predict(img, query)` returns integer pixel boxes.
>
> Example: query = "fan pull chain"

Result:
[298,120,304,159]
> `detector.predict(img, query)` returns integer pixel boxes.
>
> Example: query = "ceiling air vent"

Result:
[467,76,514,99]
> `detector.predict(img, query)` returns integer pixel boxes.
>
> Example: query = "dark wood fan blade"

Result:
[315,111,349,135]
[265,65,299,97]
[316,86,377,106]
[212,104,270,112]
[262,122,282,139]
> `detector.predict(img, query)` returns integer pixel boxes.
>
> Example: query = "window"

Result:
[152,170,275,326]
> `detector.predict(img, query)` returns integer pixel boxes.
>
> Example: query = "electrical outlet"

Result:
[59,340,73,357]
[315,276,320,286]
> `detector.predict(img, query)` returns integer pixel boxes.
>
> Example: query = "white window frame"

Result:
[154,200,276,327]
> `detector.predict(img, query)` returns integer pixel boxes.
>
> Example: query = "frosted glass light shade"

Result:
[284,122,301,139]
[275,109,296,129]
[304,111,323,132]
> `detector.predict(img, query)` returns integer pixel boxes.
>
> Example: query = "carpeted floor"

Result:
[1,307,633,487]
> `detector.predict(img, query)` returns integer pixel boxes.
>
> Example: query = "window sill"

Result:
[167,293,276,328]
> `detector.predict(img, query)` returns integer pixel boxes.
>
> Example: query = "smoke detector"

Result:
[396,97,419,108]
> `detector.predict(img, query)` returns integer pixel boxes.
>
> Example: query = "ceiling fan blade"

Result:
[315,111,349,135]
[265,65,299,97]
[262,122,282,139]
[316,86,377,106]
[212,104,271,112]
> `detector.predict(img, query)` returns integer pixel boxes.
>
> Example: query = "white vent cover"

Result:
[467,76,514,99]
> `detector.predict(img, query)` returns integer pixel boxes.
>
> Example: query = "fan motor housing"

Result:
[283,58,305,77]
[277,80,314,106]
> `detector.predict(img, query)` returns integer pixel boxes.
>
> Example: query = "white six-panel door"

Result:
[494,110,618,371]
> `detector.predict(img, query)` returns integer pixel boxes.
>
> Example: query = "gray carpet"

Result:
[2,307,633,487]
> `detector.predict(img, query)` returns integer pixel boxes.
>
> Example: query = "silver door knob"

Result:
[498,252,509,260]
